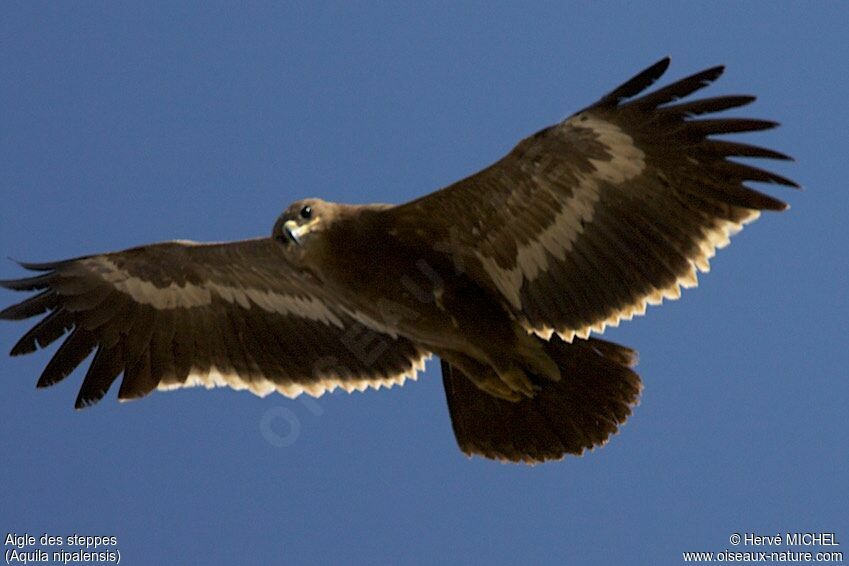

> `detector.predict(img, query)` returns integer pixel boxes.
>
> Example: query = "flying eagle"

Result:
[0,58,795,463]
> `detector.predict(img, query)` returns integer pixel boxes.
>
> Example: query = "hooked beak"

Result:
[283,220,310,245]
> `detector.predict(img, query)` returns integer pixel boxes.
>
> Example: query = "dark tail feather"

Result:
[441,336,642,464]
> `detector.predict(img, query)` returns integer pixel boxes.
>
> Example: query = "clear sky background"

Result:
[1,3,847,565]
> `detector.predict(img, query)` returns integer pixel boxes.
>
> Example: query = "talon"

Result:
[500,366,537,398]
[492,386,523,402]
[514,331,561,382]
[468,372,523,401]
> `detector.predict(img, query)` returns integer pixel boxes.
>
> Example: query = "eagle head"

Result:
[273,198,332,246]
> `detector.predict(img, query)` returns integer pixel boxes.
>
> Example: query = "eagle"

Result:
[0,58,795,463]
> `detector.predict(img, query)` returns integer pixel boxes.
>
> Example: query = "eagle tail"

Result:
[440,336,642,464]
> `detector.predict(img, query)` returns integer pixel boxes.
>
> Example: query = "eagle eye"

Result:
[300,205,312,220]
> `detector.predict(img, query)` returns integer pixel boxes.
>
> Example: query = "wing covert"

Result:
[1,238,429,407]
[390,58,796,341]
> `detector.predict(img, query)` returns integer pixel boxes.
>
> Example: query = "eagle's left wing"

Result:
[389,58,796,341]
[1,238,429,408]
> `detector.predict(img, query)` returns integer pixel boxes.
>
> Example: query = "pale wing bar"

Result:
[0,239,429,408]
[394,58,796,341]
[513,61,796,340]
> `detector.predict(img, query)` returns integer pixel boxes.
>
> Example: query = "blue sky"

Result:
[1,3,847,565]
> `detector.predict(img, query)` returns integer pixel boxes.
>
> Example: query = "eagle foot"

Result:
[498,366,539,399]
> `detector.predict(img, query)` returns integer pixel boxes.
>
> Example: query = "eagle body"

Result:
[1,58,796,463]
[291,202,559,401]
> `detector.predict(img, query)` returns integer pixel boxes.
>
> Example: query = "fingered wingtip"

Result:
[655,55,672,71]
[15,260,62,271]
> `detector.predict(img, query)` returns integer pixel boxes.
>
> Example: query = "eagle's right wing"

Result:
[1,238,429,408]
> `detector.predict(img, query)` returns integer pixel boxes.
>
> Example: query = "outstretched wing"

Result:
[1,238,429,408]
[390,58,797,341]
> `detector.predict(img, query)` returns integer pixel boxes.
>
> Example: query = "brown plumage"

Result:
[0,58,795,463]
